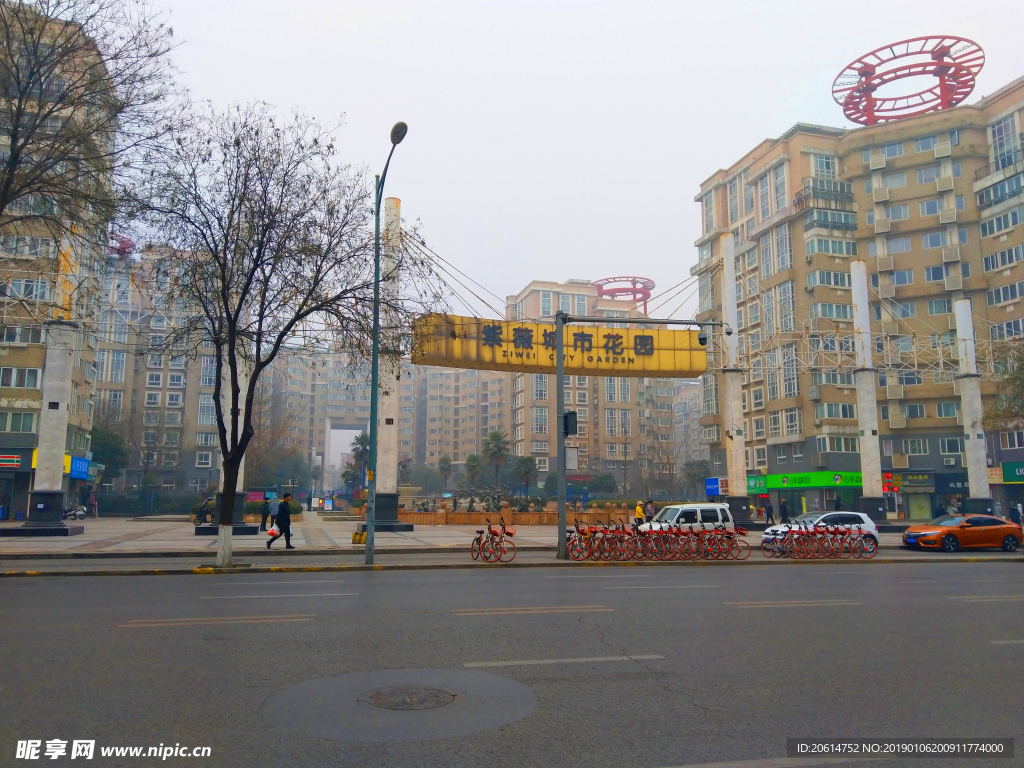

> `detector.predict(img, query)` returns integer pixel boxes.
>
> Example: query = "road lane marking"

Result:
[948,595,1024,602]
[603,585,721,590]
[208,580,350,586]
[725,600,863,609]
[119,614,316,628]
[544,574,643,579]
[200,593,357,600]
[464,654,663,668]
[991,640,1024,645]
[454,605,613,616]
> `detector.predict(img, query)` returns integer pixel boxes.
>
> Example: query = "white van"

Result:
[638,503,735,533]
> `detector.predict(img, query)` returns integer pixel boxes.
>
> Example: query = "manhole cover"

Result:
[368,686,456,711]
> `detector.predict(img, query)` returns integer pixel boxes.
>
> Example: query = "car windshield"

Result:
[929,515,966,527]
[790,513,822,525]
[652,507,678,522]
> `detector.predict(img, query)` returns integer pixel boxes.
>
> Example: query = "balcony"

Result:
[939,208,958,224]
[877,255,894,271]
[936,175,954,192]
[944,274,963,291]
[886,384,904,400]
[869,154,886,170]
[934,141,952,158]
[975,149,1023,181]
[942,246,961,262]
[874,218,891,234]
[795,178,855,207]
[872,187,890,203]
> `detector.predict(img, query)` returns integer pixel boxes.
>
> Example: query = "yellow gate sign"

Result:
[412,314,706,378]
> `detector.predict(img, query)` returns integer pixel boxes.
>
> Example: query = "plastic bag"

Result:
[267,524,280,537]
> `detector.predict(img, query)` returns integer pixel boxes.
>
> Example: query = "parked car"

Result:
[903,515,1022,552]
[638,503,735,533]
[761,512,878,547]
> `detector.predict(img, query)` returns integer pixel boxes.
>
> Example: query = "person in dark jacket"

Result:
[765,502,775,524]
[780,499,790,524]
[267,493,295,549]
[259,498,272,531]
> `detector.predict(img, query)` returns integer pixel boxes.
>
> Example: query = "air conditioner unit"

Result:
[947,315,957,330]
[888,413,907,429]
[872,187,890,203]
[807,385,821,401]
[942,246,961,262]
[943,457,957,466]
[936,175,954,192]
[813,418,822,426]
[886,384,904,399]
[805,254,814,263]
[804,285,815,293]
[944,274,963,291]
[877,255,894,271]
[934,141,952,158]
[869,155,886,170]
[892,453,910,469]
[879,284,897,298]
[874,218,891,234]
[987,456,995,467]
[939,209,957,224]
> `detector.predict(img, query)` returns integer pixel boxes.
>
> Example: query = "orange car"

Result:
[903,514,1023,552]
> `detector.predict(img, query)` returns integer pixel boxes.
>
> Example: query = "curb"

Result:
[1,555,1019,578]
[0,544,555,560]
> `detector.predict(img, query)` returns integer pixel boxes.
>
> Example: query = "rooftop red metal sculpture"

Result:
[591,276,656,315]
[832,36,985,125]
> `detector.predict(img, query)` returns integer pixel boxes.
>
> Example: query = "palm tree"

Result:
[351,431,370,466]
[438,455,453,493]
[465,453,482,485]
[482,430,511,486]
[515,456,538,496]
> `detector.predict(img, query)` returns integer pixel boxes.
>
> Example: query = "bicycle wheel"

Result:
[480,538,500,562]
[568,538,586,561]
[860,536,877,559]
[471,536,482,561]
[734,539,751,560]
[500,539,517,562]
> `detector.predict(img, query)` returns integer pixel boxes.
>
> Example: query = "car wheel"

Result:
[941,534,960,553]
[1001,535,1019,553]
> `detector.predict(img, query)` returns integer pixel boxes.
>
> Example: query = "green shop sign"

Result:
[746,476,767,493]
[766,471,863,490]
[1003,462,1024,484]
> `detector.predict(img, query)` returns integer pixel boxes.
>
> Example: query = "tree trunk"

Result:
[217,459,241,568]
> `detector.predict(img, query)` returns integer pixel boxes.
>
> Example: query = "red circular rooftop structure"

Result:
[591,276,655,315]
[832,36,985,125]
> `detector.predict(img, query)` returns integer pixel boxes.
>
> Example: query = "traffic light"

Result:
[563,410,578,437]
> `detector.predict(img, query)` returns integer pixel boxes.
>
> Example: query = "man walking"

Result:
[267,493,295,549]
[780,499,790,525]
[765,501,775,525]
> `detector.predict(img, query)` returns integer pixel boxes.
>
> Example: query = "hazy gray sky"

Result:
[166,0,1024,318]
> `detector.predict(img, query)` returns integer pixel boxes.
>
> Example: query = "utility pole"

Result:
[555,310,568,559]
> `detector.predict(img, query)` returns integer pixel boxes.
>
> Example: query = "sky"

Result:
[164,0,1024,320]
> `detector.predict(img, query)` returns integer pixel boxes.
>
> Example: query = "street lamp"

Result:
[365,121,407,565]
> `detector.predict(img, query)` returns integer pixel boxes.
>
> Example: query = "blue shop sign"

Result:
[705,477,721,496]
[70,456,90,480]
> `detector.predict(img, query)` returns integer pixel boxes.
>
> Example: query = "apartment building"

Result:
[673,381,707,468]
[504,279,680,496]
[693,75,1024,519]
[415,366,508,470]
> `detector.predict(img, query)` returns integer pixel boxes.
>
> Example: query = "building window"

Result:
[200,356,217,387]
[536,457,549,472]
[883,172,906,189]
[902,438,928,455]
[531,374,548,401]
[168,373,184,388]
[754,447,767,468]
[196,452,212,468]
[917,165,941,184]
[619,409,631,437]
[145,392,160,408]
[753,416,765,439]
[776,445,787,464]
[773,165,786,211]
[885,204,909,221]
[531,406,548,435]
[198,394,216,426]
[0,412,34,432]
[883,142,903,158]
[774,224,792,271]
[812,154,836,180]
[575,294,587,316]
[914,135,937,153]
[166,392,182,408]
[147,372,162,388]
[759,175,770,219]
[703,192,715,233]
[1001,430,1024,449]
[0,368,40,388]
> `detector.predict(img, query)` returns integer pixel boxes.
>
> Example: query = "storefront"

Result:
[745,476,770,518]
[0,449,34,520]
[935,473,971,513]
[765,471,863,517]
[994,462,1023,516]
[882,471,935,520]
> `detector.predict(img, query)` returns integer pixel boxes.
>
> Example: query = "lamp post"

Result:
[365,121,408,565]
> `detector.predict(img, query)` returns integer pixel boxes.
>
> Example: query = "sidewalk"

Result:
[0,518,924,559]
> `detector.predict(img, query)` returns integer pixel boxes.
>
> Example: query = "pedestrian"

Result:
[259,497,272,531]
[765,502,775,525]
[946,500,957,516]
[995,501,1003,519]
[644,500,655,522]
[634,500,645,526]
[267,493,295,549]
[955,498,963,513]
[1009,504,1021,525]
[780,499,790,524]
[935,502,944,519]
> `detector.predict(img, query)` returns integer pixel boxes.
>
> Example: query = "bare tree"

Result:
[0,0,176,234]
[137,104,441,565]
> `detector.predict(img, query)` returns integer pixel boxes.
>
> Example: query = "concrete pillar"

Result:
[377,197,401,497]
[718,234,749,519]
[34,321,77,495]
[954,298,991,502]
[850,261,884,515]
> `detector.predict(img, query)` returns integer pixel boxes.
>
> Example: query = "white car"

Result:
[638,503,736,533]
[761,512,878,545]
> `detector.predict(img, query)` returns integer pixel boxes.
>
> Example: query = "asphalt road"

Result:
[1,562,1022,768]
